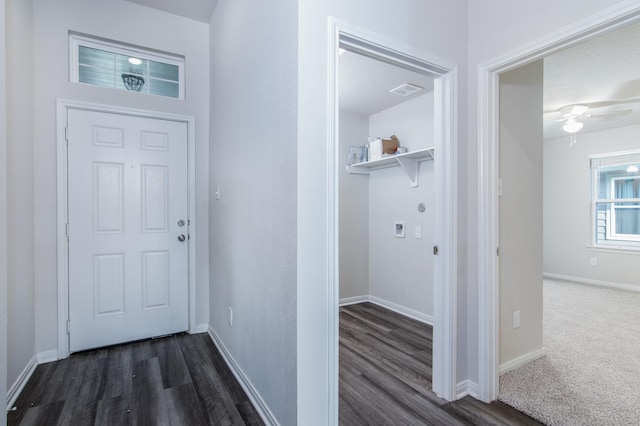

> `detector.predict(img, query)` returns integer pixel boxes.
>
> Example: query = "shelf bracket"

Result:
[396,157,419,187]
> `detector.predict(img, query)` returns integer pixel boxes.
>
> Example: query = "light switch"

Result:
[415,226,422,239]
[394,221,405,238]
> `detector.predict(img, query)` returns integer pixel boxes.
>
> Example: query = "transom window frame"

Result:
[69,33,185,100]
[591,150,640,249]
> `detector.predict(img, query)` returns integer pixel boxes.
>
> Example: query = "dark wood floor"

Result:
[7,333,263,426]
[340,303,542,425]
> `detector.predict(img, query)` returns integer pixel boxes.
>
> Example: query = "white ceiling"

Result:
[339,50,434,117]
[126,0,218,23]
[543,20,640,139]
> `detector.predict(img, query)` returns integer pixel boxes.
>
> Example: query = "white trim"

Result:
[329,18,458,405]
[195,323,209,333]
[56,99,197,359]
[6,355,37,411]
[207,327,277,426]
[477,1,640,403]
[368,296,434,325]
[36,350,59,365]
[544,273,640,293]
[499,348,546,375]
[339,295,434,325]
[69,33,185,100]
[456,380,479,399]
[338,295,368,306]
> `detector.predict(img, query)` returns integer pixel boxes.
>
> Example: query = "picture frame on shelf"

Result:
[348,145,367,165]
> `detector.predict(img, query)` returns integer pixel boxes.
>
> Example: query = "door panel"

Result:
[68,109,188,352]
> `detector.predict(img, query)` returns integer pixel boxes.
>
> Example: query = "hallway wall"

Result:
[5,0,35,391]
[209,0,298,424]
[1,0,9,419]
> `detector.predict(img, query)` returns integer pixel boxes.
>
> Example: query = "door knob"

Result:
[178,234,186,242]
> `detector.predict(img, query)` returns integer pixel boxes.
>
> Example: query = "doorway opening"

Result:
[493,19,640,424]
[327,20,458,419]
[478,0,640,409]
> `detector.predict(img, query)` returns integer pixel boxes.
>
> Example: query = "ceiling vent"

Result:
[389,83,424,96]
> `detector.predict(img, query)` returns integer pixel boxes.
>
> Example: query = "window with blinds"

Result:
[70,34,185,99]
[591,151,640,246]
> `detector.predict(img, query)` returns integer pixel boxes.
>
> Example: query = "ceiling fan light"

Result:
[570,104,589,116]
[627,165,639,173]
[562,118,583,134]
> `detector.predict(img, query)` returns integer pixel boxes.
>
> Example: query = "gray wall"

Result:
[498,61,544,366]
[209,0,298,424]
[339,111,369,300]
[1,0,8,419]
[544,124,640,289]
[368,93,434,316]
[6,0,35,389]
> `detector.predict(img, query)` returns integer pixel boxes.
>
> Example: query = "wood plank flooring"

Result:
[8,305,541,425]
[340,303,542,425]
[7,333,263,426]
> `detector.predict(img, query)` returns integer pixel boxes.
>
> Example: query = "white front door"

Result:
[67,109,189,352]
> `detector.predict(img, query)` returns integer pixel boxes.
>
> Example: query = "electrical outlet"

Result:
[228,307,233,326]
[513,310,521,329]
[590,257,597,266]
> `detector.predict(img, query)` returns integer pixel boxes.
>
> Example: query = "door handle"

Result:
[178,234,186,242]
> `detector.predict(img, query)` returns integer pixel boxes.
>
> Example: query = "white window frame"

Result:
[608,176,640,242]
[591,150,640,249]
[69,33,185,100]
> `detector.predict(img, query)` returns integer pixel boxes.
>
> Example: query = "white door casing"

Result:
[328,19,458,414]
[57,99,197,359]
[477,2,640,402]
[67,109,188,352]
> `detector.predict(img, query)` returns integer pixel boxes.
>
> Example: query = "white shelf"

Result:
[346,147,434,187]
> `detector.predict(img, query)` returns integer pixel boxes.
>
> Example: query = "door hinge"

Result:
[498,178,503,197]
[433,245,439,255]
[65,126,69,143]
[497,246,500,256]
[66,223,69,239]
[66,320,70,334]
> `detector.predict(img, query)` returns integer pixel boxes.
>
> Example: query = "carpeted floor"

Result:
[498,279,640,426]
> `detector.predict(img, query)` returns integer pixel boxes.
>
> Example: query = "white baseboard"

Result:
[194,323,209,333]
[369,296,433,325]
[456,380,478,399]
[37,350,58,364]
[544,273,640,293]
[207,327,277,426]
[499,348,546,375]
[6,355,37,411]
[341,295,434,325]
[338,295,368,306]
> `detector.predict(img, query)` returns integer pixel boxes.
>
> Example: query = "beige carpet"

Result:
[498,279,640,426]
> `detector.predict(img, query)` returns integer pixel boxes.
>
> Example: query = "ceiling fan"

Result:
[556,104,633,133]
[551,102,634,146]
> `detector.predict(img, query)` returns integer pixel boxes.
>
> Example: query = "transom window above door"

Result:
[70,34,185,99]
[591,151,640,248]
